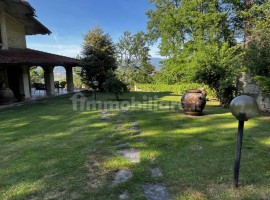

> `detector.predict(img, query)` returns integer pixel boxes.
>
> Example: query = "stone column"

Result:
[0,8,8,50]
[43,66,55,96]
[28,68,32,96]
[18,66,31,99]
[65,66,74,92]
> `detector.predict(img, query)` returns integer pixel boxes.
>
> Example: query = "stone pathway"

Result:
[117,142,130,148]
[116,148,140,163]
[142,184,171,200]
[119,191,129,200]
[151,168,163,178]
[101,109,170,200]
[112,170,132,186]
[95,139,105,144]
[100,109,110,121]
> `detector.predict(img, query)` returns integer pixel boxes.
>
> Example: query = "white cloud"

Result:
[27,43,81,58]
[26,33,82,58]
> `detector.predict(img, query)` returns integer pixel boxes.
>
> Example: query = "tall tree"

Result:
[80,27,117,90]
[147,0,232,82]
[147,0,270,105]
[116,31,154,84]
[220,0,269,44]
[147,0,270,71]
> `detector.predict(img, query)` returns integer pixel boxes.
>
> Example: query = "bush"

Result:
[103,75,128,100]
[135,83,216,98]
[244,33,270,77]
[193,43,243,107]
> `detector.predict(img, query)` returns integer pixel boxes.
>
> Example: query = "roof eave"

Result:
[25,16,52,35]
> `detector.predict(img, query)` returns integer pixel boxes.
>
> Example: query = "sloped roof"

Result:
[2,0,51,35]
[0,48,79,66]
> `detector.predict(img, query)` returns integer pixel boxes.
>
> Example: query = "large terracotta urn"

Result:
[181,89,206,116]
[0,88,15,105]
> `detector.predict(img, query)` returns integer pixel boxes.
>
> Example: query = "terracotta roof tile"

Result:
[0,48,79,66]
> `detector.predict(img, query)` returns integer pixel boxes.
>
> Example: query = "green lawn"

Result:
[0,92,269,200]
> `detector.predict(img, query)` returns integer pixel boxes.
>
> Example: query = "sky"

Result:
[26,0,160,58]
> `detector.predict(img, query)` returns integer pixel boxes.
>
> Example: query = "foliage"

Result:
[146,0,270,103]
[253,76,270,93]
[193,43,244,106]
[244,28,270,94]
[135,83,216,98]
[116,31,154,85]
[30,67,44,84]
[244,33,270,77]
[80,27,117,90]
[72,67,84,89]
[132,62,154,84]
[146,0,238,88]
[103,72,128,100]
[147,0,230,57]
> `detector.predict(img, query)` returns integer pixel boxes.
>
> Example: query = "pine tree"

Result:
[80,27,117,90]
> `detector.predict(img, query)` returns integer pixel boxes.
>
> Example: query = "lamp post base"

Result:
[233,120,244,187]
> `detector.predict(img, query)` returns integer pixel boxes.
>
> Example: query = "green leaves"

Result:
[103,72,128,100]
[253,76,270,93]
[147,0,270,105]
[80,27,117,90]
[30,68,44,84]
[244,33,270,77]
[193,43,243,106]
[116,31,154,85]
[136,83,216,97]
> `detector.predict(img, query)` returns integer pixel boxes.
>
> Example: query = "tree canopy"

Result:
[147,0,270,105]
[80,27,117,90]
[116,31,154,85]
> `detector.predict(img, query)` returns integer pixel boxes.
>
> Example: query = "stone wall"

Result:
[6,14,26,49]
[238,73,270,113]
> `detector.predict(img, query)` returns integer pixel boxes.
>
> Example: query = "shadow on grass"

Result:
[0,92,269,199]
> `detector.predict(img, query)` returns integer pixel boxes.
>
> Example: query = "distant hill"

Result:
[53,58,165,72]
[54,66,66,72]
[150,57,164,70]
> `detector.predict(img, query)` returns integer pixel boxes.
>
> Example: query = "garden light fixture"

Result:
[229,95,259,187]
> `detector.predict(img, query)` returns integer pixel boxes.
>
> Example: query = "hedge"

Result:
[135,83,216,98]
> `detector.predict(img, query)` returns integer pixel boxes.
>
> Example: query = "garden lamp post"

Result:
[229,95,259,187]
[93,81,99,101]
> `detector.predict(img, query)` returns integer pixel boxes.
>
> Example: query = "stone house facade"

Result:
[0,0,79,103]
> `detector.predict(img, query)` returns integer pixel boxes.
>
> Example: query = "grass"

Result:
[0,92,269,200]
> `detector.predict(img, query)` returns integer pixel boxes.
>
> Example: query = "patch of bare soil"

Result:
[84,150,111,190]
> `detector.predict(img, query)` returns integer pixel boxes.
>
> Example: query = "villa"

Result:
[0,0,79,103]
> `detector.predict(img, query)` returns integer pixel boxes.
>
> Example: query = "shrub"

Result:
[103,74,128,100]
[135,83,216,98]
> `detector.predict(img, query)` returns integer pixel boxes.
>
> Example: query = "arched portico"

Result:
[65,66,74,93]
[42,66,55,96]
[41,65,76,96]
[0,48,79,103]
